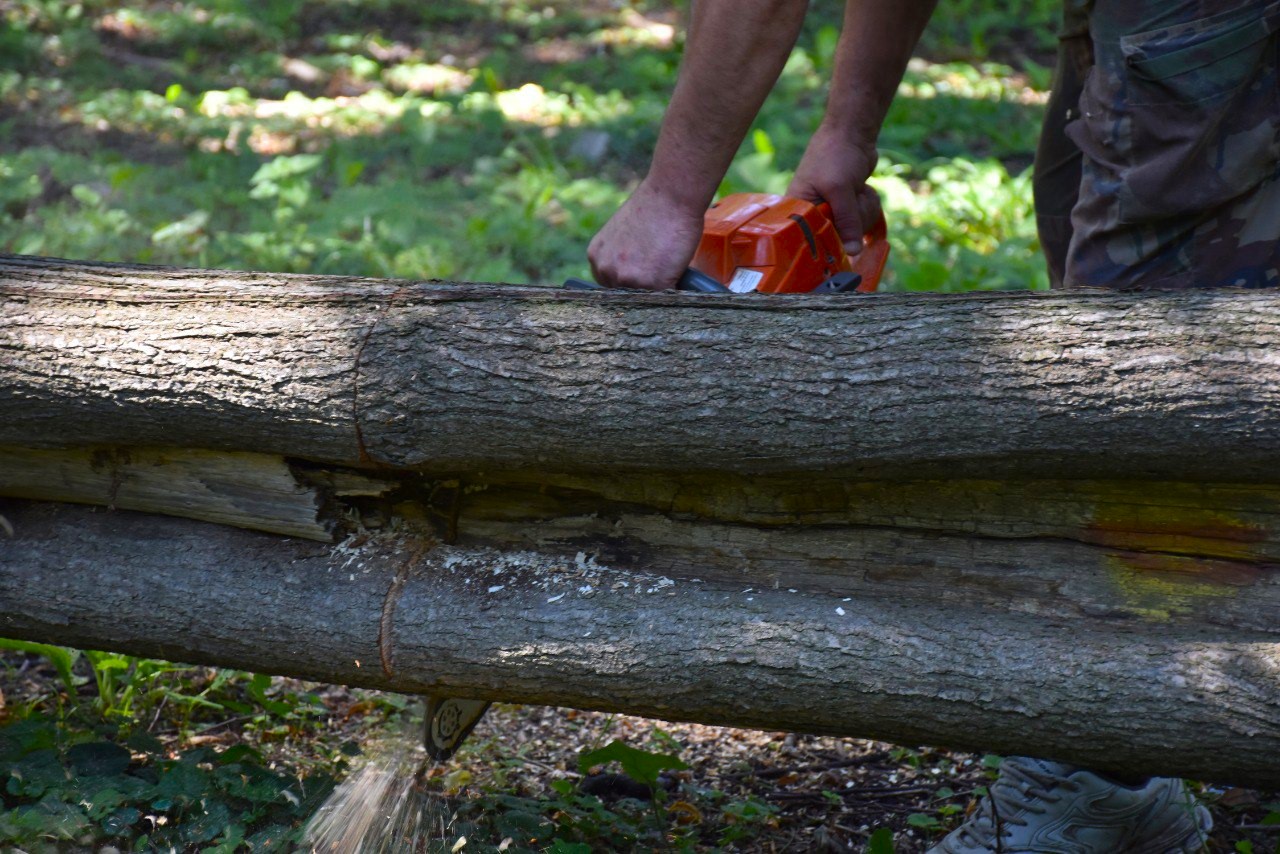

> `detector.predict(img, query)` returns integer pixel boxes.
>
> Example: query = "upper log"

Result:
[6,254,1280,479]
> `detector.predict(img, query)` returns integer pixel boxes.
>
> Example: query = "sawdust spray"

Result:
[303,710,460,853]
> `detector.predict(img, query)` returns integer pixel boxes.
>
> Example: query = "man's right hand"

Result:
[788,124,882,256]
[588,180,706,291]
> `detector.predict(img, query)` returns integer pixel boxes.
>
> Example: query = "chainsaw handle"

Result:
[676,267,730,293]
[850,212,889,292]
[815,203,890,293]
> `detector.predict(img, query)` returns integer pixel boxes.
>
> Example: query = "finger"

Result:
[828,196,865,256]
[856,186,883,234]
[786,176,822,204]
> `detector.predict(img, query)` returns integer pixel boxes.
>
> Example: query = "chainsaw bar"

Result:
[423,695,491,762]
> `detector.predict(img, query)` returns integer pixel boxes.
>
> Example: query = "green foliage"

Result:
[1,0,1052,291]
[0,641,79,693]
[716,796,780,845]
[867,826,896,853]
[578,738,687,787]
[907,811,943,831]
[0,715,335,851]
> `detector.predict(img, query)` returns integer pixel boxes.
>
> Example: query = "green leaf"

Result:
[152,210,209,246]
[1234,841,1254,854]
[215,744,262,766]
[7,749,68,797]
[125,730,164,757]
[101,806,141,836]
[493,809,554,846]
[866,826,895,854]
[1261,810,1280,826]
[751,128,775,156]
[577,739,687,786]
[181,800,231,844]
[548,841,592,854]
[70,184,102,207]
[68,741,131,778]
[0,639,80,691]
[207,822,246,854]
[907,812,941,830]
[154,759,210,803]
[244,822,293,851]
[549,778,574,796]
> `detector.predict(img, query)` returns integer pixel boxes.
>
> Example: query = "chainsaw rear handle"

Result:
[814,203,889,293]
[563,268,730,293]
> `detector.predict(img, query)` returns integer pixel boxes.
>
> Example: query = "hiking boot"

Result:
[927,756,1211,853]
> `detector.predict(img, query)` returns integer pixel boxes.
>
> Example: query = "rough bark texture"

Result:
[2,501,1277,788]
[7,254,1280,479]
[4,254,1280,785]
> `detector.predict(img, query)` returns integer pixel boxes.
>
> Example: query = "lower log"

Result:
[2,500,1277,788]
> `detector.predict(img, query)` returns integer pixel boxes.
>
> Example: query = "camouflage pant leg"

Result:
[1053,0,1280,289]
[1033,1,1094,288]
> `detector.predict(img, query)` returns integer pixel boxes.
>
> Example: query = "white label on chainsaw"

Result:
[727,268,764,293]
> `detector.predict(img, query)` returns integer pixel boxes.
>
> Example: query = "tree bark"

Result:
[2,501,1277,788]
[7,254,1280,479]
[4,254,1280,786]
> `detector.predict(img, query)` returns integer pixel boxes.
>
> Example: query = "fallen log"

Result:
[3,501,1277,788]
[6,254,1280,479]
[2,254,1279,786]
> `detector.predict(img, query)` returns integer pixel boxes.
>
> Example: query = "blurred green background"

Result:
[0,0,1057,292]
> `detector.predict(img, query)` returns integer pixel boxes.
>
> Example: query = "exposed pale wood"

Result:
[2,502,1277,789]
[4,445,1278,631]
[0,446,332,540]
[442,473,1280,631]
[6,254,1280,479]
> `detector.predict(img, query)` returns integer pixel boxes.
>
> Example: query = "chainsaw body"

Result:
[690,192,888,294]
[563,191,888,293]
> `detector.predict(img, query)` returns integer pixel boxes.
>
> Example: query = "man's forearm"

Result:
[644,0,810,211]
[822,0,938,143]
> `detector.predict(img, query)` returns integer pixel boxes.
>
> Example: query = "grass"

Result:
[1,0,1054,290]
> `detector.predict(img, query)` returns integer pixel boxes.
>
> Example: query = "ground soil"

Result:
[2,653,1278,852]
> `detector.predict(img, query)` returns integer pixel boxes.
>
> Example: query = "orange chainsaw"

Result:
[567,192,889,293]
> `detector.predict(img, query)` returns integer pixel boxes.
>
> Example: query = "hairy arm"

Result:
[589,0,809,290]
[789,0,938,252]
[588,0,937,290]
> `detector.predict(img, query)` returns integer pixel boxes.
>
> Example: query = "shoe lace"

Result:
[953,760,1081,851]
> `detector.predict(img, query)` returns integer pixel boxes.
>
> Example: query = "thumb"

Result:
[828,197,866,256]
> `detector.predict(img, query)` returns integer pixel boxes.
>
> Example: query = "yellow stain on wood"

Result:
[1087,482,1271,561]
[1103,554,1251,620]
[1091,486,1274,618]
